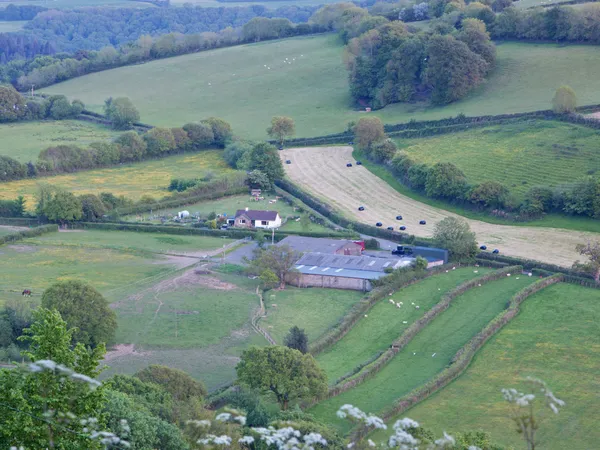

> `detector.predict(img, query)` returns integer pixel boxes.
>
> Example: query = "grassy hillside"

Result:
[309,275,534,433]
[0,120,122,163]
[395,120,600,200]
[316,268,490,383]
[381,282,600,449]
[45,38,600,139]
[260,288,364,345]
[0,150,234,207]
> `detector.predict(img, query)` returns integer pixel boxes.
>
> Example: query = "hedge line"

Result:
[325,266,521,400]
[71,221,357,241]
[0,217,42,227]
[116,174,248,215]
[0,224,58,246]
[477,252,592,279]
[308,265,459,356]
[349,272,563,442]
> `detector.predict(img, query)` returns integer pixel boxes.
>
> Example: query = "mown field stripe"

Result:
[308,274,535,433]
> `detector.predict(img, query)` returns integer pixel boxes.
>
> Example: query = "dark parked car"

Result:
[480,245,487,250]
[387,226,393,231]
[399,226,406,231]
[396,215,403,220]
[346,163,353,167]
[392,245,413,256]
[419,220,426,225]
[358,206,365,211]
[376,222,383,227]
[285,160,292,164]
[356,161,362,165]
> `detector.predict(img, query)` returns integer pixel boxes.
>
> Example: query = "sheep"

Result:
[507,273,511,277]
[478,283,482,287]
[399,301,403,305]
[452,267,456,270]
[432,353,436,357]
[411,302,415,305]
[388,299,395,304]
[415,305,420,309]
[474,270,479,273]
[403,321,408,324]
[396,303,401,309]
[528,273,533,277]
[364,314,368,318]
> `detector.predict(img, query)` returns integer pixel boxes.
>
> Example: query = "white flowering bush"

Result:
[502,377,565,450]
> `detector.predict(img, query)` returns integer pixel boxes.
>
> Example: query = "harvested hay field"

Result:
[281,146,600,266]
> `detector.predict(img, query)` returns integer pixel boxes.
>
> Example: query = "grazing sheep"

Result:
[478,283,482,287]
[474,270,478,273]
[507,273,511,277]
[364,315,368,318]
[432,353,436,357]
[415,305,420,309]
[403,321,408,324]
[396,303,401,309]
[389,299,395,304]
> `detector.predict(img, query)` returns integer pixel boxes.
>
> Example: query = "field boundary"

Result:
[309,265,460,356]
[251,287,276,345]
[322,266,520,402]
[0,224,58,246]
[349,273,564,442]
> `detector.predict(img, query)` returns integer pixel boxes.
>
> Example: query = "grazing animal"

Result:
[22,289,32,297]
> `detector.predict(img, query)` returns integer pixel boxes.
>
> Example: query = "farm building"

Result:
[233,208,282,229]
[277,236,363,256]
[288,253,414,292]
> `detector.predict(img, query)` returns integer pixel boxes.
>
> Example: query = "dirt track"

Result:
[281,146,600,267]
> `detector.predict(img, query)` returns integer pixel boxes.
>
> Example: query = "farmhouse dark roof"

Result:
[235,210,279,221]
[278,236,362,254]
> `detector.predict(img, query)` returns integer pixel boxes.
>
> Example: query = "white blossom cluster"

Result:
[526,377,566,414]
[336,404,387,430]
[28,360,101,389]
[250,426,327,450]
[198,435,233,446]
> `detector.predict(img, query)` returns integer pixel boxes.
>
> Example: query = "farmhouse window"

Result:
[261,221,268,225]
[240,219,246,224]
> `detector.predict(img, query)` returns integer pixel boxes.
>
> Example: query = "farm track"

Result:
[281,146,598,266]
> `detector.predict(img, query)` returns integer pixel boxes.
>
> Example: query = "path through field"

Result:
[281,146,599,266]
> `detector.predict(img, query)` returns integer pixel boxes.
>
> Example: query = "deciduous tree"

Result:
[247,142,284,186]
[249,244,300,289]
[43,189,83,224]
[267,116,295,146]
[433,217,478,262]
[41,280,117,347]
[0,85,26,122]
[183,122,214,149]
[573,242,600,281]
[104,97,140,130]
[552,85,577,113]
[284,326,309,354]
[354,116,385,150]
[201,117,232,147]
[236,346,327,409]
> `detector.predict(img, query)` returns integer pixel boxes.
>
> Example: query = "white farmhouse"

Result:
[233,208,281,229]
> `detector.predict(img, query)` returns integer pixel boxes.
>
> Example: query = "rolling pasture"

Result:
[396,120,600,200]
[309,275,535,433]
[281,146,600,266]
[381,282,600,449]
[0,120,123,163]
[259,287,365,346]
[45,37,600,138]
[316,268,490,383]
[0,150,233,207]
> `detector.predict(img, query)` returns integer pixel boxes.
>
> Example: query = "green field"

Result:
[0,120,123,163]
[0,242,171,302]
[25,229,234,256]
[382,283,600,449]
[396,120,600,200]
[0,20,27,32]
[44,37,600,139]
[260,287,365,345]
[309,275,535,433]
[316,268,491,383]
[0,150,234,207]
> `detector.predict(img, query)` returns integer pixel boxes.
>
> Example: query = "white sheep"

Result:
[403,321,408,324]
[389,299,395,304]
[364,314,368,318]
[415,305,420,309]
[399,301,403,305]
[507,273,511,277]
[432,353,436,357]
[478,283,482,287]
[452,267,456,270]
[474,270,478,273]
[528,273,533,277]
[411,302,415,305]
[396,303,401,309]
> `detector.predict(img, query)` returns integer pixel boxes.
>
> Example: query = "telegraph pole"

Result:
[30,85,35,98]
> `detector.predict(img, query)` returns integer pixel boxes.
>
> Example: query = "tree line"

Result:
[1,18,326,90]
[0,4,47,20]
[310,3,496,108]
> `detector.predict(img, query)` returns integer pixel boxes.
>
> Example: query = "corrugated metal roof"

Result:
[295,253,413,272]
[294,265,386,280]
